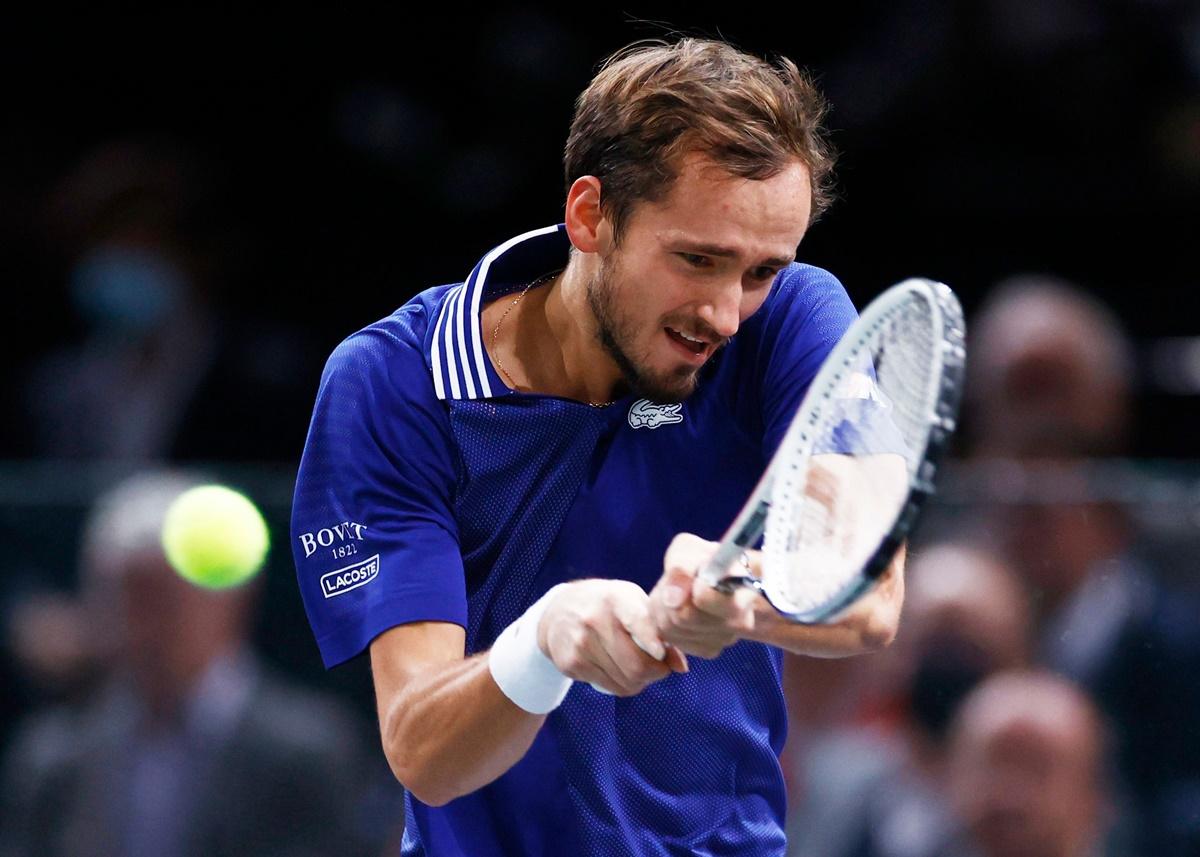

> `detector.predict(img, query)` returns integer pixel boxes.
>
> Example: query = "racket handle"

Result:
[699,545,750,588]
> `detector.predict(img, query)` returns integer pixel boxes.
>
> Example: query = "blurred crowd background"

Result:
[2,4,1199,856]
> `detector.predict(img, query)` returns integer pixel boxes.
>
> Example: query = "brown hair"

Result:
[564,38,835,241]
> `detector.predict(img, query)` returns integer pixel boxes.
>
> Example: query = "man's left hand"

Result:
[649,533,758,659]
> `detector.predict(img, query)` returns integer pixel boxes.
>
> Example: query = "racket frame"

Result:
[698,278,966,623]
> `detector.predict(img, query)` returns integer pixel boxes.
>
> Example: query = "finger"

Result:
[548,583,678,694]
[663,644,689,673]
[659,637,731,660]
[575,645,641,696]
[590,642,673,693]
[690,577,758,629]
[655,597,753,665]
[657,565,695,611]
[651,584,725,653]
[546,620,641,694]
[608,584,681,681]
[655,579,739,631]
[631,633,661,659]
[663,533,721,573]
[583,647,668,696]
[627,628,688,675]
[604,624,672,689]
[612,597,668,662]
[658,533,721,605]
[591,614,673,695]
[659,626,738,657]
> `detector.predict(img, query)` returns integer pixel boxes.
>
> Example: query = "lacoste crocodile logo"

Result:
[627,399,684,430]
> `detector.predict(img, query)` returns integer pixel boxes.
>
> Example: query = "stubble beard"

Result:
[585,257,700,404]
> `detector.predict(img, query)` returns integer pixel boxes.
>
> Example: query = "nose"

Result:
[699,281,742,340]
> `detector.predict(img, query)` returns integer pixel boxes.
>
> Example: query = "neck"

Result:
[546,257,624,402]
[490,255,623,404]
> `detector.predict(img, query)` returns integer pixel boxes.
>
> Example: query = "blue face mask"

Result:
[70,245,187,335]
[909,640,992,741]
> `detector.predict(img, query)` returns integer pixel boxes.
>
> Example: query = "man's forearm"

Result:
[743,549,905,657]
[375,649,546,807]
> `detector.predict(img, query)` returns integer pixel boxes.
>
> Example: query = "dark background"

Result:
[1,10,1199,852]
[3,2,1197,460]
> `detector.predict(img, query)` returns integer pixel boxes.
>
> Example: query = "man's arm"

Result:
[370,580,686,807]
[371,622,543,807]
[743,546,905,656]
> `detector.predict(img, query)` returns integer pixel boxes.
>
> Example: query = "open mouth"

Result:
[665,326,710,359]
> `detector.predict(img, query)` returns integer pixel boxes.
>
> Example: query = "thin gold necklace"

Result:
[491,273,614,408]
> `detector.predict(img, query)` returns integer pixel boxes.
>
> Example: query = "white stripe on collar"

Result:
[430,224,563,401]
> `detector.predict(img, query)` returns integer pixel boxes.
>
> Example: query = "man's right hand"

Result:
[536,580,689,696]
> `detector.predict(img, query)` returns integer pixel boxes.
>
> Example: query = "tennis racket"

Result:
[698,277,965,623]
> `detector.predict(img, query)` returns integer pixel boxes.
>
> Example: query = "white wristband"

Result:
[488,584,573,714]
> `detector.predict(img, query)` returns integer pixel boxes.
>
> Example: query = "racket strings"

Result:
[876,300,937,472]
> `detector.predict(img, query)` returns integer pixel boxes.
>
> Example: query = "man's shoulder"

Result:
[761,262,850,315]
[321,283,459,404]
[706,262,855,432]
[736,262,854,349]
[337,282,459,358]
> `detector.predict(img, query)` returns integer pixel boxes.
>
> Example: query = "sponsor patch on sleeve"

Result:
[320,554,381,599]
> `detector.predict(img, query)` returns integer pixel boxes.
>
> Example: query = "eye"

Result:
[752,267,780,281]
[678,253,710,268]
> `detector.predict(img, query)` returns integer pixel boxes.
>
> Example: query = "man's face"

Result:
[952,714,1102,857]
[110,548,244,712]
[587,152,812,402]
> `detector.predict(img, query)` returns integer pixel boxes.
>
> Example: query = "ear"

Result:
[564,176,612,254]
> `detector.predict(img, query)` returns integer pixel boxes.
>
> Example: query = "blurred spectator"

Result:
[943,670,1114,857]
[786,543,1030,857]
[967,274,1133,460]
[967,275,1200,854]
[20,140,318,463]
[0,471,386,857]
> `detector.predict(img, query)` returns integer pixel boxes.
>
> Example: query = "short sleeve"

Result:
[291,316,465,668]
[757,265,858,459]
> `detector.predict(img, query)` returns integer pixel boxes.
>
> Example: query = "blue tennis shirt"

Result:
[292,224,857,856]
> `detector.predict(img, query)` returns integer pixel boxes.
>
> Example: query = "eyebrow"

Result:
[670,240,795,269]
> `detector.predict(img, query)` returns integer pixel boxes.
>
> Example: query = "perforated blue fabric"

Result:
[292,299,467,668]
[292,226,857,856]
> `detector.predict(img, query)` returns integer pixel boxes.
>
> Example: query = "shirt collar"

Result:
[429,224,570,401]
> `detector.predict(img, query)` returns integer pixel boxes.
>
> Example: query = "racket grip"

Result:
[699,545,748,588]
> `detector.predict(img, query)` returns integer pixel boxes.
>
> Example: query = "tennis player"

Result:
[292,38,903,856]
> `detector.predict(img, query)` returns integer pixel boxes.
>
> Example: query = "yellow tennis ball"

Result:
[161,485,270,589]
